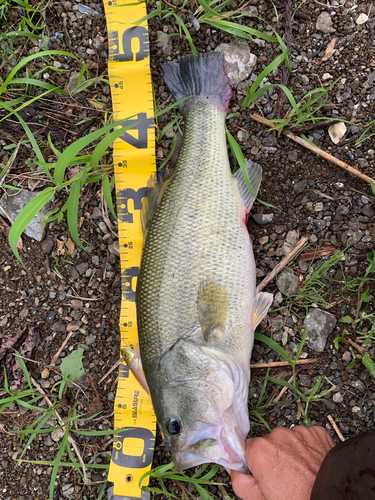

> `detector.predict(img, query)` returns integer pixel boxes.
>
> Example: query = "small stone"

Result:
[237,129,249,142]
[76,263,89,275]
[67,321,81,332]
[273,291,283,306]
[314,202,324,212]
[215,42,257,86]
[304,308,337,353]
[356,13,368,25]
[43,435,54,447]
[288,150,298,162]
[19,308,29,318]
[301,75,309,85]
[53,321,66,332]
[41,368,49,379]
[98,221,108,234]
[252,213,274,225]
[286,230,298,246]
[108,240,120,257]
[92,255,100,266]
[85,334,96,345]
[49,291,56,299]
[66,72,85,93]
[299,260,308,272]
[42,237,54,254]
[333,392,343,403]
[362,204,374,217]
[351,379,366,392]
[277,269,299,296]
[259,236,269,245]
[299,374,312,387]
[92,206,101,219]
[0,191,52,241]
[51,428,65,442]
[157,30,173,56]
[294,179,307,194]
[316,11,335,33]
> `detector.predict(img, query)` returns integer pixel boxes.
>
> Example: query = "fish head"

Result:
[154,339,250,472]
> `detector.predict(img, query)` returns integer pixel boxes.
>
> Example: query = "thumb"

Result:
[230,470,266,500]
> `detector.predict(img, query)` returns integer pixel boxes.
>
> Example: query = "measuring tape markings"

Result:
[104,0,157,497]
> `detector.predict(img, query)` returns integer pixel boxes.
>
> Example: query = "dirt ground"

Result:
[0,0,375,499]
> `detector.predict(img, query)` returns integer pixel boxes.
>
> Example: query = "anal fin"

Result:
[233,159,262,212]
[121,344,149,394]
[251,292,273,330]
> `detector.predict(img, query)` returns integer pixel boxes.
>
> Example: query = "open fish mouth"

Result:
[174,418,248,472]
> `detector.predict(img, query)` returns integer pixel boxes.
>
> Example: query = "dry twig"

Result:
[257,237,309,292]
[274,374,294,403]
[250,114,375,185]
[327,414,346,442]
[250,358,318,369]
[49,331,74,368]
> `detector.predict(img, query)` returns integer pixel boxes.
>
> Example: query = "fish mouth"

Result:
[174,419,248,472]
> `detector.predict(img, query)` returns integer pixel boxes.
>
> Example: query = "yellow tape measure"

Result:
[103,0,156,498]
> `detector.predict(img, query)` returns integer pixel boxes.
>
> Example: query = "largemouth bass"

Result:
[128,52,273,471]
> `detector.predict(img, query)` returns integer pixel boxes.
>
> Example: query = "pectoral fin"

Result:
[233,159,262,211]
[251,292,273,330]
[197,280,229,343]
[121,344,149,394]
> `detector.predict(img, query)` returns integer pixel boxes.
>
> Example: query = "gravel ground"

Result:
[0,0,375,499]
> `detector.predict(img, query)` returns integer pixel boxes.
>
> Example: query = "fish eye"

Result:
[166,418,181,435]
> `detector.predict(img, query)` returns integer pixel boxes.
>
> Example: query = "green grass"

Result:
[1,349,126,500]
[140,461,225,500]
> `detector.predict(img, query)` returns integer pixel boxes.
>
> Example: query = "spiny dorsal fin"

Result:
[233,159,262,211]
[140,170,172,234]
[197,280,229,343]
[251,292,273,330]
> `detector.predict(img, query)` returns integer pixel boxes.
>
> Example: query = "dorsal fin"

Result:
[140,170,173,234]
[233,159,262,211]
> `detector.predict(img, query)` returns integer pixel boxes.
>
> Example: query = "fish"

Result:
[127,52,273,472]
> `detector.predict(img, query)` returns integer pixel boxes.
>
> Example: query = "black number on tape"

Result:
[117,187,146,223]
[112,427,154,468]
[122,267,138,302]
[110,26,149,62]
[120,113,153,149]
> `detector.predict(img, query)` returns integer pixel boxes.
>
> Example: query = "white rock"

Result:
[328,122,347,144]
[215,42,257,86]
[356,13,368,25]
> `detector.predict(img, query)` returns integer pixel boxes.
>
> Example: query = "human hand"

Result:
[230,425,335,500]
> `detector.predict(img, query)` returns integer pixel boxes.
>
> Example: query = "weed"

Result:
[255,331,334,424]
[140,461,224,500]
[1,349,124,499]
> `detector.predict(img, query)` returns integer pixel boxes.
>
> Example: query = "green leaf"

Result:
[362,353,375,378]
[49,425,69,500]
[53,119,123,187]
[255,333,294,366]
[67,181,83,248]
[102,175,116,219]
[60,348,85,382]
[0,50,78,96]
[340,316,353,324]
[9,187,55,265]
[347,359,356,369]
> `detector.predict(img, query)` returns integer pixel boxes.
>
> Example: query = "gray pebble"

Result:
[252,213,274,225]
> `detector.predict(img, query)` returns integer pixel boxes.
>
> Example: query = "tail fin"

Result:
[160,52,232,115]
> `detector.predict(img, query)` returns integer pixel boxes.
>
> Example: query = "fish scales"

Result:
[132,52,273,471]
[137,102,254,367]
